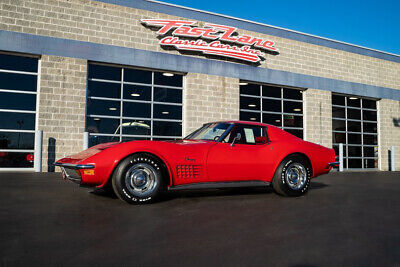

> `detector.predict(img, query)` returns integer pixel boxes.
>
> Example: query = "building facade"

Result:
[0,0,399,172]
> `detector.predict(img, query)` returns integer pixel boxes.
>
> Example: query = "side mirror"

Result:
[231,133,241,147]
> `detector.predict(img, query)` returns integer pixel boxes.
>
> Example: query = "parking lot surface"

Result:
[0,171,399,266]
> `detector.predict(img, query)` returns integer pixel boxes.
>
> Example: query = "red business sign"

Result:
[141,19,279,63]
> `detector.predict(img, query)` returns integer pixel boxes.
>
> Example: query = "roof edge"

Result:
[149,0,400,58]
[92,0,400,63]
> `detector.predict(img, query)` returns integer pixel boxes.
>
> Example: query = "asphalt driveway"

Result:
[0,171,399,266]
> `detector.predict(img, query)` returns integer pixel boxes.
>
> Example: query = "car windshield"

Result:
[184,122,231,141]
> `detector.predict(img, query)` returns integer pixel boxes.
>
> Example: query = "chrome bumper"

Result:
[54,162,95,169]
[54,163,95,184]
[328,161,340,168]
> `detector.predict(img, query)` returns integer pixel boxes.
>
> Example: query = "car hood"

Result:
[162,139,213,145]
[56,139,211,165]
[57,142,120,164]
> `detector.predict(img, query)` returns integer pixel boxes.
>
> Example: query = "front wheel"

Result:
[112,154,166,204]
[272,155,312,197]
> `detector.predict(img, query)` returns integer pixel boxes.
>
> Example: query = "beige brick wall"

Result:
[184,73,239,136]
[378,99,400,171]
[0,0,399,91]
[38,55,86,171]
[303,89,332,148]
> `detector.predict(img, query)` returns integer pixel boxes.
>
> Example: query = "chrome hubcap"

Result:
[285,163,307,190]
[125,163,157,196]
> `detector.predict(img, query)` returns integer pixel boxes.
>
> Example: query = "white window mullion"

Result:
[120,68,124,142]
[150,72,154,141]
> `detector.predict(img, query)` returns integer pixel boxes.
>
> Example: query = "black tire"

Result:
[272,155,312,197]
[111,153,167,204]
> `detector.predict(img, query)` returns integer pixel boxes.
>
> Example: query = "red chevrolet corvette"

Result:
[56,121,338,204]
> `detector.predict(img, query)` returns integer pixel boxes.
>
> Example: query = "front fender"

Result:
[81,142,175,187]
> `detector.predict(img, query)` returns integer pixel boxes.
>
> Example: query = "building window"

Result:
[86,63,183,147]
[0,53,38,169]
[332,94,378,169]
[239,81,304,139]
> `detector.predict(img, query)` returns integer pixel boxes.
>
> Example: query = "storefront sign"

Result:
[141,19,279,63]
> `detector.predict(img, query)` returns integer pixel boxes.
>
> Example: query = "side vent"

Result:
[176,165,202,179]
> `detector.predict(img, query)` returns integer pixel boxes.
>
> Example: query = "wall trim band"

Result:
[0,30,399,101]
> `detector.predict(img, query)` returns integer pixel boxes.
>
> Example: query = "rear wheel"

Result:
[272,155,312,197]
[112,153,166,204]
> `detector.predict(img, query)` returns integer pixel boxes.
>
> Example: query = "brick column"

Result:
[38,55,87,172]
[183,73,239,136]
[378,99,400,171]
[303,89,332,148]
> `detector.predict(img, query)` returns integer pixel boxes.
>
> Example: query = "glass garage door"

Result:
[332,94,378,169]
[0,53,38,170]
[239,81,304,139]
[86,63,183,147]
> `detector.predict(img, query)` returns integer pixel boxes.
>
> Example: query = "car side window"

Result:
[223,125,268,145]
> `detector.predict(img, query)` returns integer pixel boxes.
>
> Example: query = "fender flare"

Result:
[272,152,314,179]
[100,150,174,188]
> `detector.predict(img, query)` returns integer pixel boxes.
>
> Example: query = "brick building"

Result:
[0,0,399,172]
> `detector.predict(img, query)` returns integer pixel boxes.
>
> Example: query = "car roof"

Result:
[209,120,275,128]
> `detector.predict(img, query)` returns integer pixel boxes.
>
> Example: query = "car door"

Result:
[206,124,275,182]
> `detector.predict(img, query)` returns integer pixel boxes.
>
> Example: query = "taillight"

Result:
[26,154,34,162]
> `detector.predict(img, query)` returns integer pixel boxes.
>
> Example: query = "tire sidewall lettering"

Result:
[122,188,131,199]
[280,160,293,185]
[280,157,311,195]
[116,155,162,204]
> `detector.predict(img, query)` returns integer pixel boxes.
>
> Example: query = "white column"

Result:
[339,143,344,172]
[34,130,43,172]
[83,132,89,150]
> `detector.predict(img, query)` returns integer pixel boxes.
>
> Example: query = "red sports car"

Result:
[55,121,338,204]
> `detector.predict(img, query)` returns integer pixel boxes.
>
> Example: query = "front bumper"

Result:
[54,162,95,184]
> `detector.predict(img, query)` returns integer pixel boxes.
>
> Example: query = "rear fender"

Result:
[272,142,334,178]
[273,152,314,177]
[267,141,315,181]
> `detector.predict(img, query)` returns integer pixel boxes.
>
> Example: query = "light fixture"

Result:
[162,111,169,114]
[250,117,256,121]
[239,82,248,86]
[349,97,358,100]
[94,118,100,121]
[138,120,144,123]
[293,108,301,112]
[131,93,140,97]
[163,72,174,77]
[248,104,256,107]
[109,107,117,111]
[275,120,281,122]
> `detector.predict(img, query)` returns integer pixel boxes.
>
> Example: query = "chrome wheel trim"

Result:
[125,163,157,196]
[285,162,307,190]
